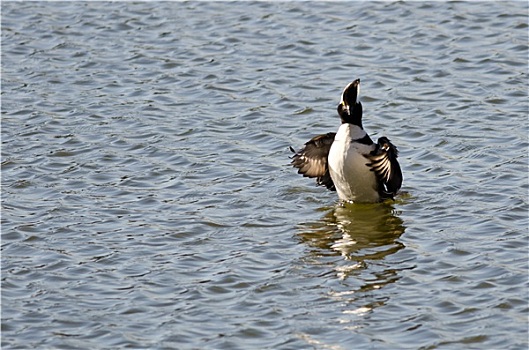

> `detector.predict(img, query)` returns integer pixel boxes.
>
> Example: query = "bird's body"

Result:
[328,123,380,202]
[291,79,402,203]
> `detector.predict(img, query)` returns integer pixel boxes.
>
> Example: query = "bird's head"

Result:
[337,79,363,126]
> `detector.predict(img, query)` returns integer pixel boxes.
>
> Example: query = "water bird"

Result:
[290,79,402,203]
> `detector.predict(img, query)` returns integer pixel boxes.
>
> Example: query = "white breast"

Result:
[328,124,379,203]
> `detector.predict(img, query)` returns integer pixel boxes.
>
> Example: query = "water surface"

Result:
[2,1,528,349]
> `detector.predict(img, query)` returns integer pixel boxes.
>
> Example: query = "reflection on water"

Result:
[297,203,407,317]
[298,202,405,264]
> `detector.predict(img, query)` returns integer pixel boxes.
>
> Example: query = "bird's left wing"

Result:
[366,137,402,199]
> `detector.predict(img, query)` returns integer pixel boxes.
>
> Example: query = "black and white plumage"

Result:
[290,79,402,203]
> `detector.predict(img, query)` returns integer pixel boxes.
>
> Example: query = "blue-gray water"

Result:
[2,1,528,349]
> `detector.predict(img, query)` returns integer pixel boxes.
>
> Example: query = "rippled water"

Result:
[2,1,528,349]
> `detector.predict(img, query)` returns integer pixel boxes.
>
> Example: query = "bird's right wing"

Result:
[290,132,336,191]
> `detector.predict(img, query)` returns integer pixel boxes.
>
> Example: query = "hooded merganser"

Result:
[291,79,402,203]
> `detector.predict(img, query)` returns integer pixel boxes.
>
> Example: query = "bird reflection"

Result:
[297,202,406,282]
[296,203,408,321]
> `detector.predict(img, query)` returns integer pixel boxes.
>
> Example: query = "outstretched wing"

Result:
[366,137,402,199]
[290,132,336,191]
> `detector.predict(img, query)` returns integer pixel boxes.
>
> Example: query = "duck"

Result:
[290,79,402,203]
